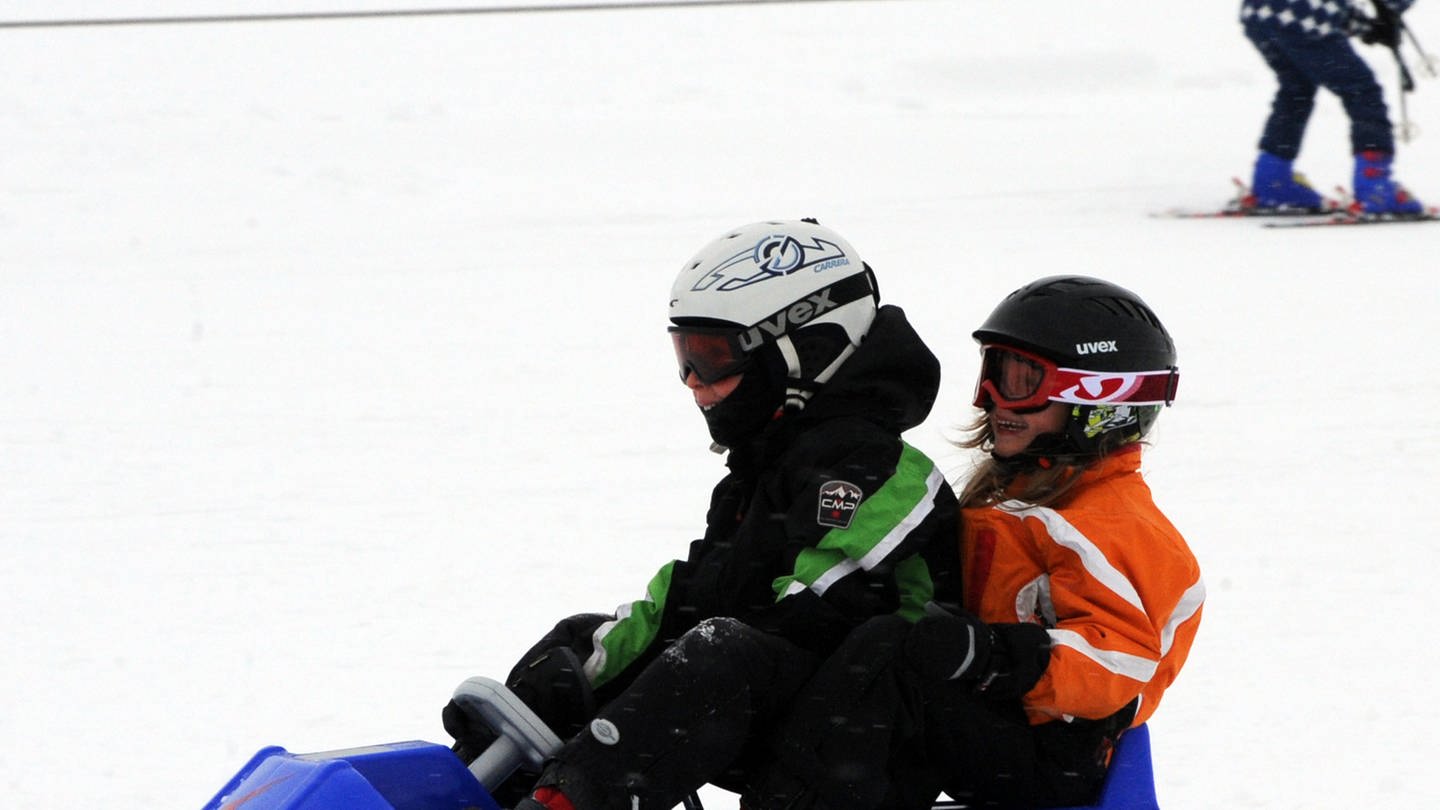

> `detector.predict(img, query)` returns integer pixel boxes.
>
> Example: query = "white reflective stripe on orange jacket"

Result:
[960,446,1204,726]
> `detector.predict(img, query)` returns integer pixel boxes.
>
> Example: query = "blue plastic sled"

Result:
[203,679,1161,810]
[201,740,500,810]
[1054,722,1159,810]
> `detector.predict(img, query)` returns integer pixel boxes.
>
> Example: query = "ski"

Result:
[1158,179,1436,225]
[1151,178,1340,220]
[1260,184,1440,226]
[1262,209,1440,228]
[1150,206,1332,220]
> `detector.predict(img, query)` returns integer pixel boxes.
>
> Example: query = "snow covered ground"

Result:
[4,0,1440,806]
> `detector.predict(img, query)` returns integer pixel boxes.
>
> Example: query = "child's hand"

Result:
[904,609,993,682]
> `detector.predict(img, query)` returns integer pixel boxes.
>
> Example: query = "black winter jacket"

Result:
[512,305,961,718]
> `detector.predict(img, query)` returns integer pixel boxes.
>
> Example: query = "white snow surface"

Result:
[4,0,1440,807]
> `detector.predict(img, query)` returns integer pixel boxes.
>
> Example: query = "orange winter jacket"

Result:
[961,446,1204,727]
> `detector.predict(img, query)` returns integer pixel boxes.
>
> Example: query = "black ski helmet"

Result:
[973,275,1179,456]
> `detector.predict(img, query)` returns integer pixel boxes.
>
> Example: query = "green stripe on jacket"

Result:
[773,443,941,619]
[585,561,675,688]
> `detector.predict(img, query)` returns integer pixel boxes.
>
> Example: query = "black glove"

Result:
[442,698,499,764]
[904,609,993,682]
[505,646,596,739]
[905,609,1054,699]
[1355,5,1402,48]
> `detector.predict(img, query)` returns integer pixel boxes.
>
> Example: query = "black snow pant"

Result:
[534,617,821,810]
[758,615,1122,810]
[1244,22,1395,158]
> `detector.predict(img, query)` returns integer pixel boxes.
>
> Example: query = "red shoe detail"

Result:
[533,787,577,810]
[1359,150,1392,179]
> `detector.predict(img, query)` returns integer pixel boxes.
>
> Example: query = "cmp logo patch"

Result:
[692,235,851,292]
[817,480,864,529]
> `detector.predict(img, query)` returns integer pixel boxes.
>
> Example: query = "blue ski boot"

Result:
[1249,152,1326,212]
[1353,150,1424,215]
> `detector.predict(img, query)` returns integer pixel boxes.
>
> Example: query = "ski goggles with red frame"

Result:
[668,326,754,385]
[973,344,1179,413]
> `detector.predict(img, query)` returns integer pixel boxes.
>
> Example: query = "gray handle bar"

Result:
[451,676,563,791]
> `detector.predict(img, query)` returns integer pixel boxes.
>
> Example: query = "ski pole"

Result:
[1391,43,1416,91]
[1401,21,1438,76]
[1391,44,1418,141]
[1398,77,1414,142]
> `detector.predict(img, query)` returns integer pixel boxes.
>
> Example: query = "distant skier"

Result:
[747,276,1206,810]
[1239,0,1426,214]
[442,219,961,810]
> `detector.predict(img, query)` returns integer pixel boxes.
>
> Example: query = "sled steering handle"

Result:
[451,676,563,791]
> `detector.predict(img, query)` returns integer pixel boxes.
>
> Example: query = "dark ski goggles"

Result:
[973,344,1179,412]
[669,326,754,384]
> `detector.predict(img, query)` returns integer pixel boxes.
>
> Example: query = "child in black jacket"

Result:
[444,219,960,810]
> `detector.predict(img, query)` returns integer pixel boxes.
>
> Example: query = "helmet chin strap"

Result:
[777,335,857,412]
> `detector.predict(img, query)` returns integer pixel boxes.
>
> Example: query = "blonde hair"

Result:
[954,410,1133,509]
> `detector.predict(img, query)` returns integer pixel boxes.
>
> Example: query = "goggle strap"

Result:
[1050,367,1179,406]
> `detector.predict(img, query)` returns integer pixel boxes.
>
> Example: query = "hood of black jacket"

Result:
[794,304,941,435]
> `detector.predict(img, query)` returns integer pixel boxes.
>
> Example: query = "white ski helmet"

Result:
[668,219,879,413]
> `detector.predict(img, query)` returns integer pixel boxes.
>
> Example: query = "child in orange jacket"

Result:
[753,275,1204,810]
[951,275,1203,734]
